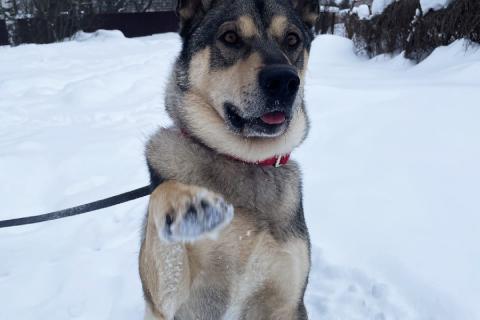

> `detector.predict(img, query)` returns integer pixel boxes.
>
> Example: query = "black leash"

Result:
[0,186,151,229]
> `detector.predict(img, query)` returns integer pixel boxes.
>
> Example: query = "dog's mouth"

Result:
[260,112,287,125]
[224,103,290,137]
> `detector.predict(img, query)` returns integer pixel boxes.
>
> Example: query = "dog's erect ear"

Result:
[291,0,320,29]
[176,0,213,36]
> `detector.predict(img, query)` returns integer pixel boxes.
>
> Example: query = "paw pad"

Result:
[162,193,234,242]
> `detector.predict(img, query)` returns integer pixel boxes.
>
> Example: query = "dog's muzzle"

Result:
[223,65,301,138]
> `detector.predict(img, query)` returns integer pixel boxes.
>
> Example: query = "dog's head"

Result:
[167,0,318,162]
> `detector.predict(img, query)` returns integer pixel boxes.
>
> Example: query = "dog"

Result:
[139,1,319,319]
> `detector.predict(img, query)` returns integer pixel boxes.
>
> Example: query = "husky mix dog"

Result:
[139,0,319,319]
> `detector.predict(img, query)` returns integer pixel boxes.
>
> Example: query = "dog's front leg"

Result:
[140,181,234,320]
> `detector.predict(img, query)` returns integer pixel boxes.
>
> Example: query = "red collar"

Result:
[180,128,290,167]
[239,154,290,167]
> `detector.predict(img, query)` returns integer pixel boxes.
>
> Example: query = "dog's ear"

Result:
[176,0,213,36]
[291,0,320,29]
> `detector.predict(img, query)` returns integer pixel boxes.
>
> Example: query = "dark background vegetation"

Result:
[0,0,177,45]
[1,0,479,63]
[344,0,480,61]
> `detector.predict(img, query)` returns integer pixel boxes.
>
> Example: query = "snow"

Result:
[371,0,452,15]
[351,4,370,19]
[302,36,480,320]
[371,0,394,16]
[420,0,452,12]
[1,31,480,319]
[320,5,341,13]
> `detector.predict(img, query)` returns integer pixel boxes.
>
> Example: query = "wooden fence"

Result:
[0,20,8,45]
[2,11,178,45]
[315,12,337,35]
[87,11,178,38]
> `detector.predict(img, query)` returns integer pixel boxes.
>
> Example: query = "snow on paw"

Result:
[167,192,233,242]
[149,182,234,243]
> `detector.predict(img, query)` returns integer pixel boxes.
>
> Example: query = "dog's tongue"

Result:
[260,112,286,125]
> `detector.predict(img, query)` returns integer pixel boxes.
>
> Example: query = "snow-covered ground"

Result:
[1,32,479,320]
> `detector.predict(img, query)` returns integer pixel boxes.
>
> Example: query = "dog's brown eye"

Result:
[286,33,300,48]
[222,31,240,45]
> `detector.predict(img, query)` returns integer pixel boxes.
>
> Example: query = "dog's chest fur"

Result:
[146,128,310,319]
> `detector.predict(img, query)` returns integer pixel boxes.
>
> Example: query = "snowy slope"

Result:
[301,37,480,320]
[1,32,479,320]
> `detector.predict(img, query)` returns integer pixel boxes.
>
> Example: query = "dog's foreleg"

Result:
[140,181,234,320]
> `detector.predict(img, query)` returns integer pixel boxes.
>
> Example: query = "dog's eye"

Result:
[286,33,301,48]
[221,31,240,45]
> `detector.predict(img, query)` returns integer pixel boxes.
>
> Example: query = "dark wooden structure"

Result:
[88,11,178,38]
[14,11,178,45]
[315,12,336,34]
[0,20,8,45]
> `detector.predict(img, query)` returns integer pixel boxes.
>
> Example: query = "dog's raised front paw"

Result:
[149,181,234,243]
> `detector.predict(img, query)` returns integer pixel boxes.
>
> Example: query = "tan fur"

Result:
[220,218,310,320]
[189,49,263,115]
[182,93,308,162]
[302,12,319,27]
[269,15,288,39]
[140,180,232,319]
[142,198,309,320]
[209,52,263,111]
[238,16,260,38]
[188,48,212,94]
[184,48,308,162]
[140,182,196,320]
[299,50,310,79]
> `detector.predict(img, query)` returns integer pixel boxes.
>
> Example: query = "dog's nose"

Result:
[259,65,300,100]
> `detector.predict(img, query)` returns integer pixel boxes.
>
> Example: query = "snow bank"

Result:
[420,0,452,12]
[371,0,395,15]
[1,31,479,319]
[351,4,370,19]
[72,30,127,42]
[413,39,480,72]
